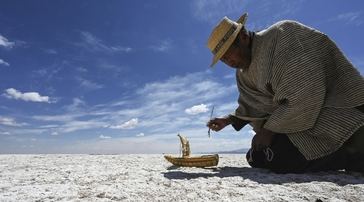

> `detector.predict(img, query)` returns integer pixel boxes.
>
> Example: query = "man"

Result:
[206,13,364,173]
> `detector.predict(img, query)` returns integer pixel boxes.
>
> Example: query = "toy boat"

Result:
[164,134,219,167]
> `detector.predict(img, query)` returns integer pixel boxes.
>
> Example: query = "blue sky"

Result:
[0,0,363,154]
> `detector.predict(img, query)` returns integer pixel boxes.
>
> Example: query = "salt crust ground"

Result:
[0,154,363,202]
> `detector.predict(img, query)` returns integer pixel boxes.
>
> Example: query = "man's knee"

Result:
[246,149,268,168]
[246,134,308,173]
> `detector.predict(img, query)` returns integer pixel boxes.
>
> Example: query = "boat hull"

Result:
[164,154,219,167]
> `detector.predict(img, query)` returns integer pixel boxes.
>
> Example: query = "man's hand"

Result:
[251,128,275,151]
[207,117,231,132]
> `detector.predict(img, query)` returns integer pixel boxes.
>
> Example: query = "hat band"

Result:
[212,25,237,55]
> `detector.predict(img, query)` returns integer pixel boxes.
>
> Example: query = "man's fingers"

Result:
[207,118,226,131]
[210,123,218,131]
[207,122,218,128]
[207,119,216,126]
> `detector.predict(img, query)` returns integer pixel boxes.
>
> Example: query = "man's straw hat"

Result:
[207,13,248,67]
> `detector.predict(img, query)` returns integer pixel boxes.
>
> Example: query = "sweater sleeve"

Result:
[263,21,327,133]
[231,68,271,130]
[228,114,250,131]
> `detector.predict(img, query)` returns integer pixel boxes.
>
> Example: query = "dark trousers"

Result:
[246,127,364,173]
[246,106,364,174]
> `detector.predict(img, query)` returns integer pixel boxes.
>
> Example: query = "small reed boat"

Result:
[164,134,219,167]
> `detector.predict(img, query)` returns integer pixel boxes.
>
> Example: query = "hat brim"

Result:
[210,23,243,67]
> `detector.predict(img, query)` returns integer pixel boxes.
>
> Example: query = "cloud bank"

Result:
[0,59,10,66]
[3,88,51,103]
[109,118,139,129]
[0,35,15,48]
[185,104,209,115]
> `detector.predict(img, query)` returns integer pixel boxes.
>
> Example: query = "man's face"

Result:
[220,34,251,69]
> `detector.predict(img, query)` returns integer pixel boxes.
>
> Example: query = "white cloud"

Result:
[110,118,139,129]
[248,129,255,135]
[17,71,242,153]
[191,0,244,23]
[0,59,10,66]
[77,77,104,90]
[0,116,26,127]
[217,101,238,113]
[110,46,132,52]
[98,71,236,135]
[61,120,106,133]
[136,71,234,104]
[32,112,108,134]
[44,49,58,54]
[60,134,179,154]
[99,134,111,139]
[98,63,122,71]
[330,12,363,26]
[150,39,172,52]
[3,88,51,103]
[31,60,72,84]
[0,35,15,48]
[33,114,80,122]
[24,71,236,139]
[58,127,253,154]
[0,128,47,138]
[0,131,11,135]
[33,117,105,135]
[223,73,235,79]
[0,71,254,154]
[65,98,86,111]
[50,131,59,136]
[185,104,209,115]
[191,0,304,29]
[91,72,236,138]
[79,31,132,53]
[38,124,59,129]
[76,66,88,73]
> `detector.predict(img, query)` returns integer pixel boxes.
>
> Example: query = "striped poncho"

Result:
[231,20,364,160]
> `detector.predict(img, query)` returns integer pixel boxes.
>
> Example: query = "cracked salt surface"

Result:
[0,154,363,201]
